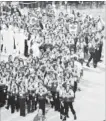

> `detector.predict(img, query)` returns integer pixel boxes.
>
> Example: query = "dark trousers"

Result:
[88,52,95,63]
[51,91,60,111]
[0,89,6,106]
[51,91,56,108]
[68,102,76,115]
[10,96,15,113]
[84,45,88,58]
[51,91,55,101]
[20,97,26,116]
[1,44,3,52]
[60,102,66,120]
[32,99,37,112]
[54,92,60,111]
[32,100,35,112]
[87,52,96,67]
[98,45,103,61]
[64,101,76,117]
[9,95,20,113]
[50,100,54,108]
[73,81,77,98]
[94,49,99,67]
[24,40,29,57]
[55,97,60,111]
[11,103,15,113]
[15,98,20,112]
[26,94,33,113]
[39,99,46,115]
[27,100,31,113]
[73,81,77,93]
[60,102,65,115]
[79,58,84,65]
[35,101,37,110]
[6,93,12,109]
[64,102,69,116]
[6,98,10,109]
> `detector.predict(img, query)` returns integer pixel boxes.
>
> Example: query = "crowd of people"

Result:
[0,2,105,121]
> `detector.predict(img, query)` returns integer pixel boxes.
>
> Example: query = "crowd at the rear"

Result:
[0,2,105,121]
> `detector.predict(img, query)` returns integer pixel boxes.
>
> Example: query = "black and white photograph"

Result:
[0,1,106,121]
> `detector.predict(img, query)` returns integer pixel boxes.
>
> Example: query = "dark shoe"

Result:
[74,114,77,120]
[93,64,97,68]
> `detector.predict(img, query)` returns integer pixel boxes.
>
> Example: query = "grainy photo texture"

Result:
[0,1,105,121]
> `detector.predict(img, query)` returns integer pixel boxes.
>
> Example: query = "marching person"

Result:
[5,74,12,110]
[36,82,48,119]
[57,83,66,120]
[93,36,101,68]
[86,37,95,67]
[98,35,104,61]
[64,83,77,120]
[10,81,16,113]
[50,75,60,112]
